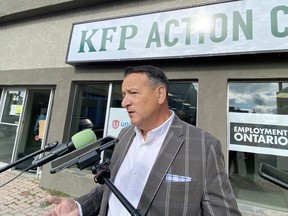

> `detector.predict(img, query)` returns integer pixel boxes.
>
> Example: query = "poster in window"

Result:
[229,112,288,157]
[107,107,130,137]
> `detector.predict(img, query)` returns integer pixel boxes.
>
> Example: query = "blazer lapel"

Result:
[110,126,136,181]
[137,116,185,215]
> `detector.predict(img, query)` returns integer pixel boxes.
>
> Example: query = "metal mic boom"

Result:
[0,141,59,173]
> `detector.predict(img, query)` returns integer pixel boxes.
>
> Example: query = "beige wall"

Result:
[0,0,218,71]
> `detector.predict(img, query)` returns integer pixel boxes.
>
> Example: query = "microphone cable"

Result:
[0,144,55,188]
[0,165,34,188]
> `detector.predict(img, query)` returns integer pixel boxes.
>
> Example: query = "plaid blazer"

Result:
[77,115,242,216]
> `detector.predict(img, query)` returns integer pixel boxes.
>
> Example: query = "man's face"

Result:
[121,72,161,131]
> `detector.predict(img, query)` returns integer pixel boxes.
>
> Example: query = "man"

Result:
[31,108,47,166]
[46,65,242,216]
[34,108,47,141]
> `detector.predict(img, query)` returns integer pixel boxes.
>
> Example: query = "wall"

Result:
[0,0,219,70]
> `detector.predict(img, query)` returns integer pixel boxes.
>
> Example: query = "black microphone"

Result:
[258,163,288,190]
[50,136,118,174]
[28,129,97,170]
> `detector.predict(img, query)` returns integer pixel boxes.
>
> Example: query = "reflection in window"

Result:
[228,81,288,212]
[1,90,25,124]
[70,84,110,139]
[0,125,17,163]
[110,83,122,108]
[169,82,197,126]
[229,82,288,114]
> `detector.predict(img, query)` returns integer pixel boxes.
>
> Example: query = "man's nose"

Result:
[121,100,125,108]
[121,96,129,108]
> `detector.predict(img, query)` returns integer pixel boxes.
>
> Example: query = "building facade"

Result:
[0,0,287,215]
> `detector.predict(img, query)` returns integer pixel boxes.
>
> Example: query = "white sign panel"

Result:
[67,0,288,64]
[107,107,131,137]
[229,112,288,157]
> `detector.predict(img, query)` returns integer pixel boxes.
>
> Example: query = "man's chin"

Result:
[130,121,138,126]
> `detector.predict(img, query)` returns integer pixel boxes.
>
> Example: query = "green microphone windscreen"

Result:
[71,129,97,149]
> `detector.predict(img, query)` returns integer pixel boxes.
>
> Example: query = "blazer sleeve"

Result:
[76,185,104,216]
[201,131,242,216]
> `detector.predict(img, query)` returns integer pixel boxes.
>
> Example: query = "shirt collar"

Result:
[134,110,175,142]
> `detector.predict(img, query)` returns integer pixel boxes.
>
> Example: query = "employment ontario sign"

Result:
[66,0,288,64]
[229,112,288,157]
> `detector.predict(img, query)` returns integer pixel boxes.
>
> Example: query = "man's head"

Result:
[121,65,171,133]
[124,65,169,95]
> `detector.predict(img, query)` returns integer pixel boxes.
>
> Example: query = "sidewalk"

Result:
[0,170,54,216]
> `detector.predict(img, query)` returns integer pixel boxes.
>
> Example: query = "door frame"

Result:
[0,87,54,177]
[0,89,27,165]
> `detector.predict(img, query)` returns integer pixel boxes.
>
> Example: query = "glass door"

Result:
[0,89,26,166]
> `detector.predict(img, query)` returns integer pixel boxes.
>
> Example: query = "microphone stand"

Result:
[0,141,59,173]
[91,160,142,216]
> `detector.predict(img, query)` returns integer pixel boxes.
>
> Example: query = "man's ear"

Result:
[157,86,167,104]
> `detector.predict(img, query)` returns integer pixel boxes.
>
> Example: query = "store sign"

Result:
[66,0,288,64]
[107,107,130,137]
[229,112,288,157]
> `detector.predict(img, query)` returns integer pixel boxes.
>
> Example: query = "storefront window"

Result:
[169,82,197,126]
[0,90,25,164]
[70,83,111,139]
[228,81,288,212]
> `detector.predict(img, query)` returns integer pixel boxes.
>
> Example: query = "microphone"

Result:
[29,129,97,169]
[258,163,288,190]
[50,136,118,174]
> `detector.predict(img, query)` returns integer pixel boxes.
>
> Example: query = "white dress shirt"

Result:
[107,111,175,216]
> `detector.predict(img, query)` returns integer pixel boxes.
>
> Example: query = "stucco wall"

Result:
[0,0,218,71]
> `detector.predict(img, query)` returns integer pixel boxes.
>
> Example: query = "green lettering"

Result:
[199,32,205,44]
[78,29,98,53]
[233,9,253,41]
[146,22,161,48]
[99,27,117,51]
[118,25,138,50]
[182,17,193,45]
[210,13,227,43]
[164,19,179,47]
[271,5,288,37]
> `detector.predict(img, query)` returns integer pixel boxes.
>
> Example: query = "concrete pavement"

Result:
[0,170,57,216]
